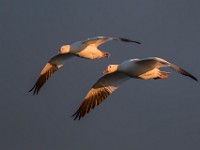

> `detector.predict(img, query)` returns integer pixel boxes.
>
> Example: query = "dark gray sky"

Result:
[0,0,200,150]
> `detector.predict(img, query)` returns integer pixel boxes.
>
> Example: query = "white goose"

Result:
[29,36,141,95]
[72,57,197,120]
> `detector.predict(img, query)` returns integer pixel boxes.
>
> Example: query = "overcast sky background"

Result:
[0,0,200,150]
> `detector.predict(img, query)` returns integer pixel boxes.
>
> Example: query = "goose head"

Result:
[58,45,70,54]
[103,64,119,74]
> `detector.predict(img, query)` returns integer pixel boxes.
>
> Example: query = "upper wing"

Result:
[152,57,198,81]
[72,72,130,120]
[135,57,198,81]
[29,54,74,95]
[168,63,198,81]
[81,36,141,47]
[133,57,170,68]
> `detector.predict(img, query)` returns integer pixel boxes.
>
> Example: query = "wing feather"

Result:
[81,36,141,47]
[72,72,130,120]
[152,57,198,81]
[29,54,73,95]
[169,63,198,81]
[136,57,198,81]
[29,63,59,95]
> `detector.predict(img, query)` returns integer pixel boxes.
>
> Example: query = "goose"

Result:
[72,57,198,120]
[29,36,141,95]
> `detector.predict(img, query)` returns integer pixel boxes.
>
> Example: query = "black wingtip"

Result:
[182,69,198,82]
[29,85,34,93]
[28,85,39,95]
[182,72,198,82]
[28,87,34,94]
[120,38,141,44]
[192,76,198,82]
[71,113,80,121]
[170,64,198,82]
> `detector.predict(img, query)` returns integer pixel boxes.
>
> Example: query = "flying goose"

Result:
[29,36,141,95]
[72,57,197,120]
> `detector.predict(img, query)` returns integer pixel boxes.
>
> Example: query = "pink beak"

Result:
[102,68,108,74]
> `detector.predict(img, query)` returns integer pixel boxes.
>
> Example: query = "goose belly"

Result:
[76,47,103,59]
[138,68,160,79]
[120,62,158,78]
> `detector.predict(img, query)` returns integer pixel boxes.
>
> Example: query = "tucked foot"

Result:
[102,52,111,58]
[154,71,171,80]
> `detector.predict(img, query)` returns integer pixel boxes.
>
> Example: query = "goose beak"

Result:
[58,49,61,54]
[102,68,108,74]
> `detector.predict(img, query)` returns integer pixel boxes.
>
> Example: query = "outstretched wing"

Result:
[72,72,130,120]
[81,36,141,47]
[135,57,198,81]
[29,54,73,95]
[152,57,198,81]
[168,63,197,81]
